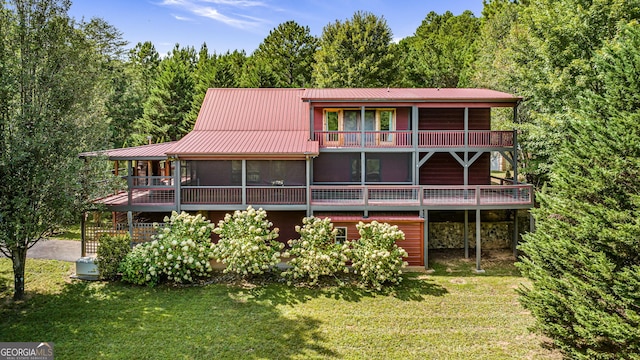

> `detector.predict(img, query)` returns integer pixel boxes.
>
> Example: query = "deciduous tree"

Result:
[0,0,111,300]
[400,10,480,88]
[313,11,399,87]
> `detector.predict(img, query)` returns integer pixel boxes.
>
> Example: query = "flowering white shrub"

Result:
[119,242,158,286]
[281,217,349,285]
[212,206,283,276]
[119,211,216,286]
[349,221,408,290]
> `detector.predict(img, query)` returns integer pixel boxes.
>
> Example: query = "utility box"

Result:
[75,257,99,280]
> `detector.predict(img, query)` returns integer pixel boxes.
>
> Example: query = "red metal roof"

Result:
[79,142,176,160]
[169,88,318,158]
[302,88,521,103]
[167,130,318,158]
[193,88,309,131]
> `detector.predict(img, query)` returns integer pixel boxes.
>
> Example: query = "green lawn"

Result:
[0,253,560,360]
[50,224,82,241]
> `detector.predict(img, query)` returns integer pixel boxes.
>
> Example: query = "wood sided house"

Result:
[80,88,533,271]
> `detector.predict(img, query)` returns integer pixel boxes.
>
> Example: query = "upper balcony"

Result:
[313,130,515,149]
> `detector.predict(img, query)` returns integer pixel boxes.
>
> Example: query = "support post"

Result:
[424,209,429,270]
[174,159,181,212]
[475,209,484,273]
[127,160,133,206]
[513,209,519,258]
[127,211,134,246]
[80,212,87,257]
[306,157,311,217]
[241,160,247,206]
[464,210,469,259]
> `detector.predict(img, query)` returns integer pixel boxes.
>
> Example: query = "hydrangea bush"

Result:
[281,217,349,285]
[349,221,408,290]
[212,206,283,276]
[119,211,215,286]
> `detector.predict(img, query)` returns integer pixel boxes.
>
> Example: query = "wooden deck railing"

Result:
[314,130,515,148]
[98,184,532,208]
[310,184,532,207]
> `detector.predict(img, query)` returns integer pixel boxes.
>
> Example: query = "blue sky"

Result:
[69,0,485,56]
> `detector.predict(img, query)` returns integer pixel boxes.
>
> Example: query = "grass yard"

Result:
[0,252,560,360]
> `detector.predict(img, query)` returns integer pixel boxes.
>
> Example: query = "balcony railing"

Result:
[314,130,514,148]
[314,131,412,148]
[311,184,532,207]
[97,183,532,208]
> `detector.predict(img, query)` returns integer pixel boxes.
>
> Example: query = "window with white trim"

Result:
[335,227,347,243]
[322,108,395,145]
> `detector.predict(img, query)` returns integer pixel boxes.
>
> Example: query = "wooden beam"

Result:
[475,209,484,273]
[464,210,469,259]
[424,209,429,270]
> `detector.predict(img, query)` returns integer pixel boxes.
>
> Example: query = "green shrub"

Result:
[119,211,215,286]
[119,243,158,286]
[212,206,283,277]
[349,221,408,290]
[281,217,349,285]
[96,233,131,280]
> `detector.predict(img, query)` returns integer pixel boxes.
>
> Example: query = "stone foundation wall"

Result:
[428,214,530,249]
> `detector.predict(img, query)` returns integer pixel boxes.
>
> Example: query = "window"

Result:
[335,227,347,243]
[322,109,395,146]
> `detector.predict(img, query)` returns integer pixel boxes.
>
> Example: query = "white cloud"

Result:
[158,0,270,29]
[172,14,195,21]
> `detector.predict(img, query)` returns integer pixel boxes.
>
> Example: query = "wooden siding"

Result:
[419,152,491,185]
[469,153,491,185]
[328,218,424,266]
[420,153,463,185]
[419,108,490,130]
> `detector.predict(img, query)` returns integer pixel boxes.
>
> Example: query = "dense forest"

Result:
[2,0,640,357]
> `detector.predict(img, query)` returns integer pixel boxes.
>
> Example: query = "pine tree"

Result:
[132,44,195,144]
[250,20,318,88]
[517,22,640,359]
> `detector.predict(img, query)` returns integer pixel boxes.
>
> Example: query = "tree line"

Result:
[2,1,640,358]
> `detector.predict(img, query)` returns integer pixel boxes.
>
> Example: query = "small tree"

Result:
[96,234,130,280]
[281,217,349,285]
[212,206,283,276]
[349,221,408,290]
[0,0,111,300]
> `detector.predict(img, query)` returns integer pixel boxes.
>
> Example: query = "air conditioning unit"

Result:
[75,257,99,280]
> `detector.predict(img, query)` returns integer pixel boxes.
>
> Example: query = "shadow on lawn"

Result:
[0,280,337,359]
[247,272,448,307]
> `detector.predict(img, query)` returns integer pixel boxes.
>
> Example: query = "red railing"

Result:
[468,131,514,147]
[314,130,515,148]
[314,131,412,148]
[181,187,242,204]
